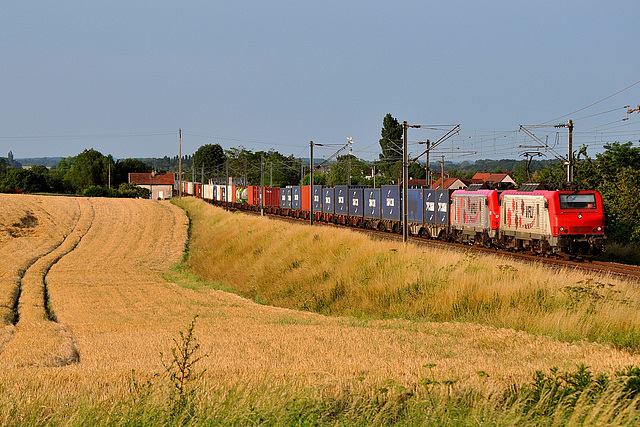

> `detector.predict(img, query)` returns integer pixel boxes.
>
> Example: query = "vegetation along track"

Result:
[231,205,640,280]
[0,197,95,367]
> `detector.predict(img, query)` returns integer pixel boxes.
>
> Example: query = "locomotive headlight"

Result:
[578,214,583,219]
[559,227,564,232]
[597,226,602,232]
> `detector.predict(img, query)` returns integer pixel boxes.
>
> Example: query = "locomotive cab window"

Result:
[559,193,597,209]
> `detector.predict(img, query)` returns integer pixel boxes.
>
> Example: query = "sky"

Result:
[2,1,640,164]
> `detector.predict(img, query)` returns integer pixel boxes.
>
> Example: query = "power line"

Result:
[538,79,640,125]
[0,131,175,141]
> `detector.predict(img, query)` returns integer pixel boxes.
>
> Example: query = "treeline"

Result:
[529,142,640,247]
[2,132,638,254]
[0,149,152,198]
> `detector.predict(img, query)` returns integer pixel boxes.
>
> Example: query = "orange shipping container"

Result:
[301,185,311,211]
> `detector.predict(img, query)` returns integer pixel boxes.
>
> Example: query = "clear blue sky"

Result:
[2,1,639,163]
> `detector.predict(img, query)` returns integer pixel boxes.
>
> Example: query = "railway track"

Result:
[230,204,640,281]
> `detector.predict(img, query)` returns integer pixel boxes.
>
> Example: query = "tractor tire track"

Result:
[0,199,82,353]
[0,198,95,367]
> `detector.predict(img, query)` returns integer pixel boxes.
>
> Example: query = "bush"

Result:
[118,183,151,199]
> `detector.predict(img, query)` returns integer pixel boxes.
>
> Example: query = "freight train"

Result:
[181,181,607,257]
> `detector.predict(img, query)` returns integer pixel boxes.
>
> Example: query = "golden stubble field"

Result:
[0,194,639,413]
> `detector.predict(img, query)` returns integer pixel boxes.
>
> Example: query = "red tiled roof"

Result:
[472,173,513,183]
[462,179,484,185]
[430,178,466,189]
[129,172,175,185]
[472,173,491,181]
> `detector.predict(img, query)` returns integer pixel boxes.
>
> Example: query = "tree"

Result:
[192,144,226,182]
[114,158,152,187]
[379,113,403,161]
[302,172,327,185]
[378,113,404,181]
[63,149,110,193]
[567,142,640,247]
[326,154,372,185]
[118,182,151,199]
[1,168,47,193]
[0,157,7,176]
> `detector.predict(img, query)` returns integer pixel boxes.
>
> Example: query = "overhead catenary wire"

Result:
[537,79,640,126]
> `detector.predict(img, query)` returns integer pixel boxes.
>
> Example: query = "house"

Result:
[430,177,467,190]
[472,173,516,186]
[128,172,175,200]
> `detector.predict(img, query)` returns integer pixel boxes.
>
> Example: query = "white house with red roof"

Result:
[128,172,175,200]
[430,177,467,190]
[472,173,516,186]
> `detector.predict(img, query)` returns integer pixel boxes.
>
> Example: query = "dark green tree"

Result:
[222,148,300,187]
[1,168,47,193]
[192,144,226,182]
[114,158,152,187]
[118,182,151,199]
[379,113,403,161]
[378,113,404,182]
[327,154,372,185]
[573,142,640,246]
[302,172,328,185]
[63,149,111,193]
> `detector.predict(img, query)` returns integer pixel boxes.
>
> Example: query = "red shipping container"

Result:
[264,187,281,207]
[247,186,261,205]
[301,185,311,211]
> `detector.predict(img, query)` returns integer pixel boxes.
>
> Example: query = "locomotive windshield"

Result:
[559,193,597,209]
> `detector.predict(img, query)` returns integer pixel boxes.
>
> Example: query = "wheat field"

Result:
[1,194,639,423]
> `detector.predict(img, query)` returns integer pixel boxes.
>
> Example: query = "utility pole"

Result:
[441,156,445,188]
[567,119,574,183]
[373,165,376,188]
[347,137,353,186]
[403,121,409,243]
[260,154,264,217]
[201,162,204,184]
[270,162,273,187]
[554,119,574,183]
[178,128,182,197]
[310,141,314,226]
[402,121,420,243]
[425,139,431,187]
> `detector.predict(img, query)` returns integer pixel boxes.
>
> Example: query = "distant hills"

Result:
[16,157,64,168]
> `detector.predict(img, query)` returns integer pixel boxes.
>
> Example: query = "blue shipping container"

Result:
[436,189,450,224]
[291,186,302,210]
[408,189,424,223]
[312,185,323,212]
[364,188,381,219]
[335,185,348,215]
[424,189,437,224]
[348,188,363,217]
[322,187,335,214]
[381,185,401,221]
[280,187,292,208]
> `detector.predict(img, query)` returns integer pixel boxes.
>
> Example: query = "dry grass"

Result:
[179,197,640,351]
[0,194,639,423]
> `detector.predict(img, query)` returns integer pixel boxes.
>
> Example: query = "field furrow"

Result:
[0,195,81,354]
[0,197,94,366]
